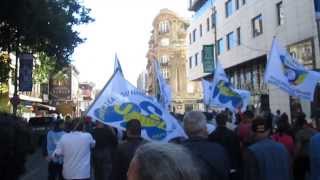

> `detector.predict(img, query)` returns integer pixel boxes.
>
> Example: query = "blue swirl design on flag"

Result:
[94,101,167,140]
[280,55,308,86]
[212,80,243,109]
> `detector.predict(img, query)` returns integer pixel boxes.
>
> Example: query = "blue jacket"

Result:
[248,138,290,180]
[310,133,320,180]
[47,130,65,163]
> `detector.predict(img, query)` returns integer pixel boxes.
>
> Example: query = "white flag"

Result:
[211,61,251,112]
[86,70,186,142]
[265,39,320,101]
[153,60,172,110]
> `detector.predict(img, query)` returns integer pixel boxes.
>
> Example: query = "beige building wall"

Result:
[146,9,202,114]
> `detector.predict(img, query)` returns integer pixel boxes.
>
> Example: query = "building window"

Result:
[189,33,192,44]
[195,53,199,66]
[189,57,192,68]
[225,0,233,17]
[315,0,320,12]
[192,29,197,42]
[160,55,169,64]
[206,17,210,31]
[236,27,241,45]
[235,0,240,10]
[276,1,284,26]
[252,14,263,37]
[200,24,203,37]
[211,13,216,28]
[242,0,246,5]
[159,21,170,33]
[227,31,236,50]
[162,68,169,79]
[217,38,224,55]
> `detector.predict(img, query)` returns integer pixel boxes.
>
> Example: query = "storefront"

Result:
[226,55,269,112]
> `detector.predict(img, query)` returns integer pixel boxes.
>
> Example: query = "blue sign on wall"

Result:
[19,54,33,91]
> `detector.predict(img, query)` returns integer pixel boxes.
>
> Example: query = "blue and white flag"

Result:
[86,69,186,142]
[265,39,320,101]
[114,54,123,76]
[202,79,212,105]
[211,61,251,112]
[153,60,172,110]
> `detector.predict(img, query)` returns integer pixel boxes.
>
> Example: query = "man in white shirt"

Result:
[54,119,96,180]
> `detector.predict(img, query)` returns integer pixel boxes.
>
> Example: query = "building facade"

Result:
[137,71,148,92]
[49,65,81,117]
[146,9,202,114]
[187,0,320,118]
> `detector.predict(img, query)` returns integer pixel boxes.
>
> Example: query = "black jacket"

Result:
[208,126,243,180]
[183,137,230,180]
[111,137,147,180]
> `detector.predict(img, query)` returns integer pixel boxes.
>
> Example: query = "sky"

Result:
[72,0,192,89]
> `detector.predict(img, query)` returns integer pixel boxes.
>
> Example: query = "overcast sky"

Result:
[72,0,191,89]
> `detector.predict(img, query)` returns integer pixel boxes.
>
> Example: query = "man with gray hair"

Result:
[182,111,230,180]
[127,143,200,180]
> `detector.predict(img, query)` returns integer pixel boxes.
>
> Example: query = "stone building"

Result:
[146,9,202,114]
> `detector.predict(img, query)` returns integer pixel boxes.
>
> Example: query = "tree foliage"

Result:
[0,0,93,67]
[33,52,57,84]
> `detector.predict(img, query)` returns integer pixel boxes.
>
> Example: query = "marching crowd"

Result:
[1,109,320,180]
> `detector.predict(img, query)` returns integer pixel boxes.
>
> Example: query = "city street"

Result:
[20,149,47,180]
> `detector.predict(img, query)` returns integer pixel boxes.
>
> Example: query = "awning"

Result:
[19,94,42,103]
[37,103,56,111]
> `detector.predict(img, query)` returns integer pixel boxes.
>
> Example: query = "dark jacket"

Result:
[182,137,230,180]
[209,126,242,180]
[244,138,290,180]
[92,126,118,150]
[111,137,147,180]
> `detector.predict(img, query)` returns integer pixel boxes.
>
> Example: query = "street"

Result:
[20,149,47,180]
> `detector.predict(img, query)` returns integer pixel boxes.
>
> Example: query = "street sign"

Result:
[19,54,33,91]
[202,44,215,73]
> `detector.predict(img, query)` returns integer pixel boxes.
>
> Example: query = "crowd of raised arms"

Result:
[0,109,320,180]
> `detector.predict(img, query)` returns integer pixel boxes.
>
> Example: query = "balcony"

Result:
[189,0,207,11]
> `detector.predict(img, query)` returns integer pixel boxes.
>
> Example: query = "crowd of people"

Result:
[1,109,320,180]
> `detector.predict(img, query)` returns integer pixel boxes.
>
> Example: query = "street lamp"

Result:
[211,2,218,69]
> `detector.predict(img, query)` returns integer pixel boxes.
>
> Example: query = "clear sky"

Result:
[72,0,191,89]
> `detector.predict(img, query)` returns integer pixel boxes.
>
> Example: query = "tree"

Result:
[33,52,57,84]
[0,0,93,66]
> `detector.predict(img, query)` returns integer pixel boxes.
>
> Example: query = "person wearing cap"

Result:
[243,116,290,180]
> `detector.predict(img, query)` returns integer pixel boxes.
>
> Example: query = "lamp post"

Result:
[211,2,218,69]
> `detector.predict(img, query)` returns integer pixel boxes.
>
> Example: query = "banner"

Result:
[19,54,33,91]
[265,39,320,101]
[211,61,251,112]
[153,60,172,110]
[86,69,186,142]
[202,44,215,73]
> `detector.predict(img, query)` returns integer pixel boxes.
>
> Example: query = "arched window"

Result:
[160,55,169,64]
[159,20,170,33]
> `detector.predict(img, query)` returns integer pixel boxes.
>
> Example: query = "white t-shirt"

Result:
[54,131,96,180]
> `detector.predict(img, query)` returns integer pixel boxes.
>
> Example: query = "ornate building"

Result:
[146,9,202,114]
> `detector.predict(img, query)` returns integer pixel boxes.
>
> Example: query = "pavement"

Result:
[19,149,48,180]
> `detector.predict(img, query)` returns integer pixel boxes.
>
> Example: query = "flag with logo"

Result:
[211,61,251,112]
[153,60,172,110]
[86,69,186,142]
[265,39,320,101]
